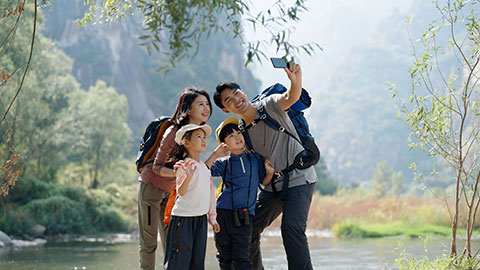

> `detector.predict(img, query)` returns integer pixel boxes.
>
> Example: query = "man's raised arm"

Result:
[277,63,303,111]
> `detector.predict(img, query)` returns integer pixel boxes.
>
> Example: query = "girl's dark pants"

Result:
[164,215,207,270]
[214,208,253,270]
[249,183,315,270]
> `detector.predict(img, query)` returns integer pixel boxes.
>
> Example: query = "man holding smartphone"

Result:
[213,62,317,270]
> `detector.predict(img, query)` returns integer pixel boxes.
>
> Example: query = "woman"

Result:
[138,87,212,270]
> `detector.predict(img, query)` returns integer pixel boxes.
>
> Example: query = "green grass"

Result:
[395,254,480,270]
[332,220,471,238]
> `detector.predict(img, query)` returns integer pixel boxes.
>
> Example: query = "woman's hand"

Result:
[214,143,230,158]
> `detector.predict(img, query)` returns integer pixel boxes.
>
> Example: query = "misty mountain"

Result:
[309,1,461,184]
[41,1,260,139]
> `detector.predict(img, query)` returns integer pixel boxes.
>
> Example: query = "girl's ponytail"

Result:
[168,144,188,164]
[167,130,193,164]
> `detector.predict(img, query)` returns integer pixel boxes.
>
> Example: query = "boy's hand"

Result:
[284,63,302,86]
[212,223,220,233]
[265,159,275,175]
[213,143,230,158]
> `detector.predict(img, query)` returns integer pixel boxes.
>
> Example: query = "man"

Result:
[213,64,317,270]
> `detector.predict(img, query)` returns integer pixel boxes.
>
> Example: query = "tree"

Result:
[56,80,131,188]
[314,157,338,195]
[1,0,81,188]
[390,171,405,197]
[370,161,391,197]
[79,0,321,70]
[390,0,480,257]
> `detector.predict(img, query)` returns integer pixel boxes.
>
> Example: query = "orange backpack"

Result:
[163,186,177,226]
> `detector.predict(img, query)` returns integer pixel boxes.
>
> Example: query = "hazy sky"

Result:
[245,0,415,91]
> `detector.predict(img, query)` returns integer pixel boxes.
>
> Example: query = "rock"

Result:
[12,239,46,247]
[0,231,12,246]
[31,224,46,238]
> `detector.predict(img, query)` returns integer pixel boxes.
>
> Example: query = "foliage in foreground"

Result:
[394,251,480,270]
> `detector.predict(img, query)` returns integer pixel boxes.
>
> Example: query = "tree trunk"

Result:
[463,172,480,257]
[451,167,463,256]
[90,144,101,189]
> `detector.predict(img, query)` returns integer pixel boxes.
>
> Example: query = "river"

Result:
[1,231,478,270]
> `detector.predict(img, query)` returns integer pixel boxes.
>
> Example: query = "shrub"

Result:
[23,195,91,234]
[0,204,33,236]
[90,206,128,232]
[6,178,56,205]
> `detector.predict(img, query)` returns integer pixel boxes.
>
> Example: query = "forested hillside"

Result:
[307,1,460,186]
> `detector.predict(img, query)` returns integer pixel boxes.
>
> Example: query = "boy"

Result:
[213,63,318,270]
[205,116,274,270]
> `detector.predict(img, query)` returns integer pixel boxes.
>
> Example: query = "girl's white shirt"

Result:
[172,158,217,225]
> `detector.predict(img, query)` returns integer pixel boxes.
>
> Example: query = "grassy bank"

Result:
[305,192,479,238]
[332,220,462,238]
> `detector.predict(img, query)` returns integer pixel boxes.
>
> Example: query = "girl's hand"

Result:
[173,160,186,173]
[265,159,275,175]
[180,159,196,177]
[212,223,220,233]
[214,143,230,158]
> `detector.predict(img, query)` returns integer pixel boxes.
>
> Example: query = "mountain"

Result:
[41,1,261,139]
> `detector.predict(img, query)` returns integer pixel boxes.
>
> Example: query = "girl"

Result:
[164,124,220,270]
[138,87,212,270]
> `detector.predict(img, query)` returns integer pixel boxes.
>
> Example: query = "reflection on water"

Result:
[1,232,479,270]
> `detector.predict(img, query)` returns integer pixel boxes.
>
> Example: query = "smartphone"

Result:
[270,57,289,69]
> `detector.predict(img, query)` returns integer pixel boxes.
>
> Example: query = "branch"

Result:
[0,0,24,58]
[1,0,37,122]
[448,2,473,70]
[471,191,480,237]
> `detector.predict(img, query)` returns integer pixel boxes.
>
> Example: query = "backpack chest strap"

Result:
[239,105,303,150]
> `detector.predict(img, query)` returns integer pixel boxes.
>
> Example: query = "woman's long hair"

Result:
[171,87,212,128]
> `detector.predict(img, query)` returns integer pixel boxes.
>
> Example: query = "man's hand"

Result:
[278,63,303,111]
[284,63,302,86]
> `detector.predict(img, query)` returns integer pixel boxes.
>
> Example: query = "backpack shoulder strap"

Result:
[239,119,255,151]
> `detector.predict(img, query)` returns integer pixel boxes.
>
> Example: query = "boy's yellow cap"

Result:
[215,116,239,143]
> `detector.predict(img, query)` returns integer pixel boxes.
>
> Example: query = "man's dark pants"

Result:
[249,183,315,270]
[214,208,253,270]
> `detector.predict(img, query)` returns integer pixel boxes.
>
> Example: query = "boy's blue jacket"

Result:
[211,152,266,215]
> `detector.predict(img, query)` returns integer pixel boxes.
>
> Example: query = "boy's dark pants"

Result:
[164,215,207,270]
[214,208,253,270]
[249,183,315,270]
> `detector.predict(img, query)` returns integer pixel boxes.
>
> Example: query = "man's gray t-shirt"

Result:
[246,94,318,192]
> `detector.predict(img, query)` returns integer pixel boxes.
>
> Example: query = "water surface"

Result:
[1,233,478,270]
